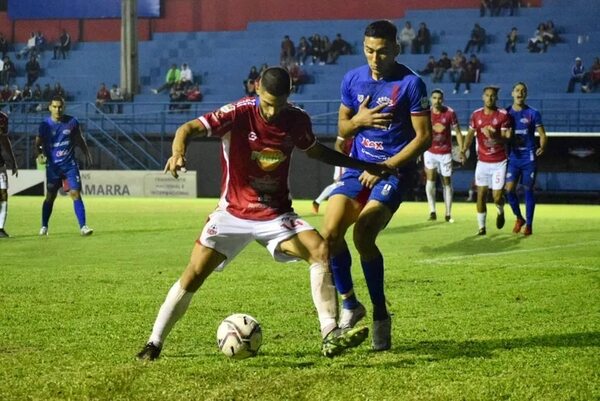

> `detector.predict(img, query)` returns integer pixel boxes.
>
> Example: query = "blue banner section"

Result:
[8,0,160,19]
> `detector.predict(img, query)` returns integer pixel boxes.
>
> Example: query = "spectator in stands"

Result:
[31,83,42,112]
[480,0,498,17]
[399,21,416,54]
[109,84,124,113]
[185,83,203,102]
[0,33,9,59]
[319,35,332,65]
[582,57,600,93]
[21,84,32,112]
[528,23,550,53]
[449,50,466,83]
[247,65,259,82]
[432,52,451,83]
[309,33,322,65]
[280,35,295,65]
[567,57,586,93]
[286,61,308,93]
[467,54,482,83]
[42,83,52,103]
[26,55,41,86]
[244,79,256,97]
[413,22,431,54]
[179,63,193,89]
[8,85,22,112]
[464,23,486,54]
[329,33,352,64]
[0,56,16,86]
[17,32,38,60]
[505,27,518,53]
[35,31,46,55]
[418,55,436,76]
[259,63,269,76]
[53,82,66,99]
[296,36,310,66]
[153,64,180,94]
[498,0,518,16]
[544,20,560,44]
[168,81,186,111]
[95,83,111,112]
[53,29,71,59]
[0,84,11,104]
[453,66,471,94]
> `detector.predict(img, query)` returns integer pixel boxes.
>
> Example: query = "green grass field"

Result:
[1,196,598,401]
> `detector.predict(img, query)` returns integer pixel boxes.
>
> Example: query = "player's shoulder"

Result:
[443,105,456,114]
[471,107,485,116]
[343,64,370,83]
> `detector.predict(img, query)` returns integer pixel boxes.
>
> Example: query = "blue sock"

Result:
[361,254,388,320]
[331,247,358,309]
[506,191,522,219]
[42,200,54,227]
[73,199,86,228]
[525,189,535,227]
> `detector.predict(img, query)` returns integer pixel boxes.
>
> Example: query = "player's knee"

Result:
[308,239,329,264]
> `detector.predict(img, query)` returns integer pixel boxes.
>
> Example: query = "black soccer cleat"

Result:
[137,342,162,361]
[428,212,437,221]
[477,227,487,236]
[0,228,9,238]
[496,213,505,229]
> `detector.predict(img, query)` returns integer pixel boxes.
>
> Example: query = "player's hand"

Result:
[536,147,545,157]
[164,153,187,178]
[354,95,393,130]
[358,170,382,189]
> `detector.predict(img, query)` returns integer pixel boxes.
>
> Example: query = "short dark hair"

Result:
[50,95,65,104]
[431,88,444,97]
[483,85,500,93]
[512,81,528,92]
[364,20,397,42]
[259,66,292,96]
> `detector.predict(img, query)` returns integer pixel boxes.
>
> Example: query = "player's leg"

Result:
[439,153,454,222]
[505,162,525,233]
[0,167,9,237]
[138,243,227,360]
[65,166,93,235]
[313,181,338,214]
[40,165,63,235]
[474,162,489,235]
[423,151,438,220]
[521,162,538,235]
[491,161,507,230]
[321,193,362,312]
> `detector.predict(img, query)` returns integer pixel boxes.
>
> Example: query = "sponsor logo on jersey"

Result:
[520,117,530,124]
[420,96,430,109]
[376,96,393,107]
[281,217,304,231]
[381,184,391,196]
[219,104,235,113]
[62,129,71,136]
[360,137,383,150]
[207,224,218,235]
[248,131,257,141]
[251,148,287,171]
[249,175,279,193]
[357,94,365,103]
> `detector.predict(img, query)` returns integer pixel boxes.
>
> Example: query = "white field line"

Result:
[419,240,600,268]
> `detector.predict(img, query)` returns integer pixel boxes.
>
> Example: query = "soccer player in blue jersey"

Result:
[505,82,547,236]
[35,96,94,236]
[321,20,432,351]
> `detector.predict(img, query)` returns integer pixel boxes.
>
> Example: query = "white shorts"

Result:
[0,166,8,190]
[424,151,453,177]
[199,208,316,271]
[475,160,507,190]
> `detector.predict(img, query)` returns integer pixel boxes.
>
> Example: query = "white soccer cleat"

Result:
[39,226,48,236]
[372,315,392,351]
[339,302,366,329]
[80,225,94,236]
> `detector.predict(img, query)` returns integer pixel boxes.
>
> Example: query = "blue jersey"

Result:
[38,115,81,166]
[340,63,429,171]
[506,105,542,162]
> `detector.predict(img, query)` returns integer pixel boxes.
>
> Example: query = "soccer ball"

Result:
[216,313,262,359]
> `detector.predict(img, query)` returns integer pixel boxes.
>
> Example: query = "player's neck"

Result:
[512,103,525,111]
[483,106,497,114]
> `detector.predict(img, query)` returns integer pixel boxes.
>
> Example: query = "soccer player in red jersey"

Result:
[424,89,464,223]
[0,111,18,238]
[137,67,391,360]
[462,86,512,235]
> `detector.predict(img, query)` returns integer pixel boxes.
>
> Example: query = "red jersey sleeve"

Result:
[198,102,238,138]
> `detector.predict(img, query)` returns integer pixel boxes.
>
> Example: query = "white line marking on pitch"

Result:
[420,241,600,265]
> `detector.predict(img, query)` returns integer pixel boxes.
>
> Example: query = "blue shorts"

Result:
[329,170,406,214]
[46,161,82,192]
[506,158,537,189]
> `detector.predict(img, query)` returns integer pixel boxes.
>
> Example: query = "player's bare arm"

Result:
[0,132,18,177]
[338,96,393,137]
[536,125,547,157]
[382,113,432,169]
[74,129,93,167]
[165,119,207,178]
[462,127,475,156]
[454,124,465,164]
[305,141,392,186]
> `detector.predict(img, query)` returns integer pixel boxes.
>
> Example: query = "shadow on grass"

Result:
[393,331,600,360]
[419,232,525,258]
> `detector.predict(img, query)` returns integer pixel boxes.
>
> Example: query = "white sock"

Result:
[477,212,487,229]
[309,262,337,338]
[425,180,436,213]
[496,204,504,215]
[0,201,6,229]
[148,280,194,346]
[315,182,337,204]
[443,184,453,217]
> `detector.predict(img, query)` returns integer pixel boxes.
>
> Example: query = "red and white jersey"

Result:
[198,97,317,220]
[429,106,458,155]
[469,107,511,163]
